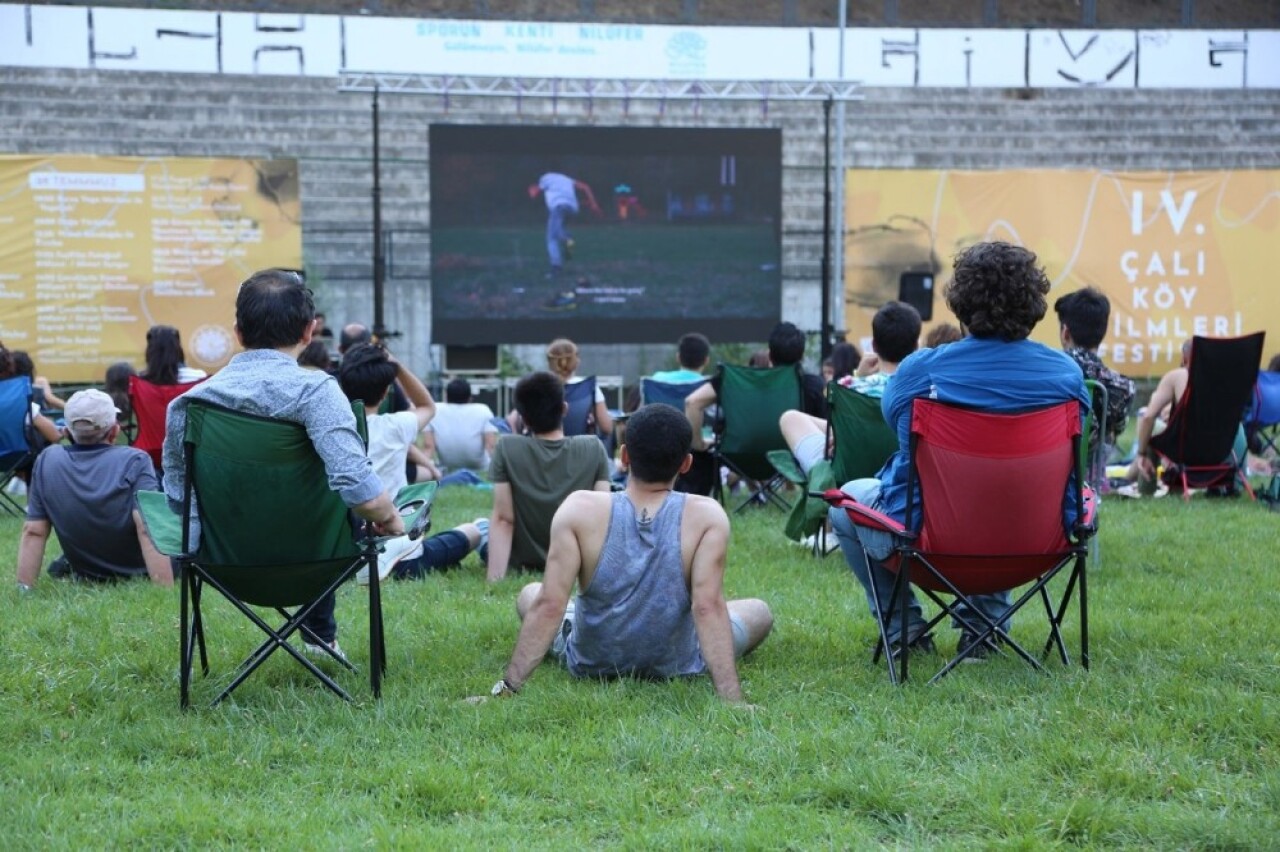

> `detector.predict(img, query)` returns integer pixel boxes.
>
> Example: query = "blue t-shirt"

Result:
[876,336,1090,526]
[649,369,705,384]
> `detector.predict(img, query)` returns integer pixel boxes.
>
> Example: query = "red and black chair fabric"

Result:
[128,375,205,474]
[822,398,1096,684]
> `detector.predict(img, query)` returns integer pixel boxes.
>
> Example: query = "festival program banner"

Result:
[0,155,301,382]
[843,169,1280,377]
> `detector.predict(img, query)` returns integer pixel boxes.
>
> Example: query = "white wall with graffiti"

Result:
[1,3,1278,88]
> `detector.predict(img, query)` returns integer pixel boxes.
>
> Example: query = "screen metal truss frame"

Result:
[338,72,862,103]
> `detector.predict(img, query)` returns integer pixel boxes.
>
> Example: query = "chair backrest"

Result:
[562,376,597,437]
[640,376,710,409]
[0,376,34,456]
[907,398,1082,595]
[1150,333,1265,466]
[182,399,360,607]
[715,363,802,480]
[827,381,898,485]
[129,375,205,470]
[1248,370,1280,429]
[1080,379,1109,489]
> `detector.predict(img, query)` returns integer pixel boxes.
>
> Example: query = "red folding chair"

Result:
[822,398,1096,684]
[128,375,205,474]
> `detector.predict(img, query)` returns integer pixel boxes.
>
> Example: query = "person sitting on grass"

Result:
[17,390,173,590]
[478,403,773,704]
[487,371,611,582]
[338,343,484,581]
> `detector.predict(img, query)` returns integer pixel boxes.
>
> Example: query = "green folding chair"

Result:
[711,363,802,512]
[781,381,899,554]
[137,399,434,708]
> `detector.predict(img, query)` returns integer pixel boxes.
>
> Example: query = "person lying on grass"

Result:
[478,403,773,704]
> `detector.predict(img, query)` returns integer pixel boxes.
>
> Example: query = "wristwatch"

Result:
[490,678,518,698]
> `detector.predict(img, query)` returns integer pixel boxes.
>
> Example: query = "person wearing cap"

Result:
[16,389,173,589]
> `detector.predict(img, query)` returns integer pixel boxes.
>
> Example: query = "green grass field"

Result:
[3,485,1278,847]
[433,223,780,321]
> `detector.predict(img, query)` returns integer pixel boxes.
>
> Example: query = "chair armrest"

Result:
[392,481,438,541]
[135,490,186,557]
[813,488,910,537]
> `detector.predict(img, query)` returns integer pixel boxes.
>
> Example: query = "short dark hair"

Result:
[514,371,565,435]
[1054,287,1110,351]
[338,343,398,406]
[944,242,1049,341]
[676,333,711,370]
[339,323,372,354]
[625,403,692,484]
[872,301,922,364]
[297,339,332,370]
[767,322,805,366]
[828,341,861,381]
[9,350,34,379]
[236,268,315,350]
[446,378,472,404]
[923,323,963,348]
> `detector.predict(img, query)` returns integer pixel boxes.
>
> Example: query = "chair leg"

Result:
[191,576,209,676]
[1079,553,1089,671]
[367,550,384,699]
[866,555,898,686]
[180,567,193,710]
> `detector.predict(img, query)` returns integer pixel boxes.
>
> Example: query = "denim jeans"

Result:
[546,204,574,269]
[393,529,473,580]
[829,478,1011,643]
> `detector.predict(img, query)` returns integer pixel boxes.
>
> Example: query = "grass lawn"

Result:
[2,484,1278,847]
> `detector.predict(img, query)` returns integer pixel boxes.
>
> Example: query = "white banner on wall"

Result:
[1,3,1278,88]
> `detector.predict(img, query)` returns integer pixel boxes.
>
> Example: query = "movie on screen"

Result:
[429,124,783,345]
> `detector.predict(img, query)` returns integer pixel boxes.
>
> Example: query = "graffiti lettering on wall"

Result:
[1,3,1277,88]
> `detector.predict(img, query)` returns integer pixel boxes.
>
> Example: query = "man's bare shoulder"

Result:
[558,489,614,520]
[680,493,730,528]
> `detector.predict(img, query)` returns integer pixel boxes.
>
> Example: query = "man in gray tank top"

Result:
[480,404,773,704]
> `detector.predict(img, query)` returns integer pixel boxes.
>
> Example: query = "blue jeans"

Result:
[393,530,472,580]
[829,478,1011,644]
[546,204,574,269]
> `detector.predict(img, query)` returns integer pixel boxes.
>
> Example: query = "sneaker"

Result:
[542,290,577,311]
[473,517,490,554]
[302,639,348,665]
[357,535,423,585]
[563,237,575,260]
[1115,482,1169,499]
[957,631,998,664]
[873,631,936,662]
[5,477,26,496]
[47,554,72,579]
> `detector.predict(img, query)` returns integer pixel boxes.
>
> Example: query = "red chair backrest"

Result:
[128,375,205,470]
[907,399,1081,595]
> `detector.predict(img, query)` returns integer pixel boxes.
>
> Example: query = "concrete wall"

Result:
[3,65,1278,380]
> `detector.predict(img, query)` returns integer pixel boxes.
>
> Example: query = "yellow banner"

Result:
[0,155,301,383]
[844,169,1280,377]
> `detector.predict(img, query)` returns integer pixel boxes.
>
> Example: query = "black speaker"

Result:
[442,344,499,373]
[898,272,934,321]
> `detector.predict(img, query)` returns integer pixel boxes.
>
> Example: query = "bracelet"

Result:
[490,678,518,698]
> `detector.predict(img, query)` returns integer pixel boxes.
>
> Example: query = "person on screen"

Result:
[528,171,602,310]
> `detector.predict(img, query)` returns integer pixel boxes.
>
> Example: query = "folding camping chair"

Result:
[1150,333,1265,501]
[640,376,710,410]
[128,375,205,474]
[1246,369,1280,464]
[562,376,598,437]
[775,380,899,555]
[0,375,36,517]
[711,363,802,512]
[821,398,1095,685]
[135,399,435,708]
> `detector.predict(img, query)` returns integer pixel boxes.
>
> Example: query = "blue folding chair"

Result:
[0,376,36,517]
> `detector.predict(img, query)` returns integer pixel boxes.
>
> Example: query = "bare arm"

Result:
[390,356,436,431]
[33,413,61,445]
[502,500,583,689]
[686,501,742,702]
[684,382,717,451]
[486,482,516,582]
[132,509,174,586]
[1136,370,1181,478]
[33,377,66,410]
[593,400,614,436]
[16,520,51,588]
[574,180,602,215]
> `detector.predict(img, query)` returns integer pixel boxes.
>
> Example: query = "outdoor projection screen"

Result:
[429,125,783,345]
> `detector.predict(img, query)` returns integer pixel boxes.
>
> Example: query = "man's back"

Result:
[428,402,496,471]
[490,434,609,570]
[566,491,702,678]
[28,443,156,579]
